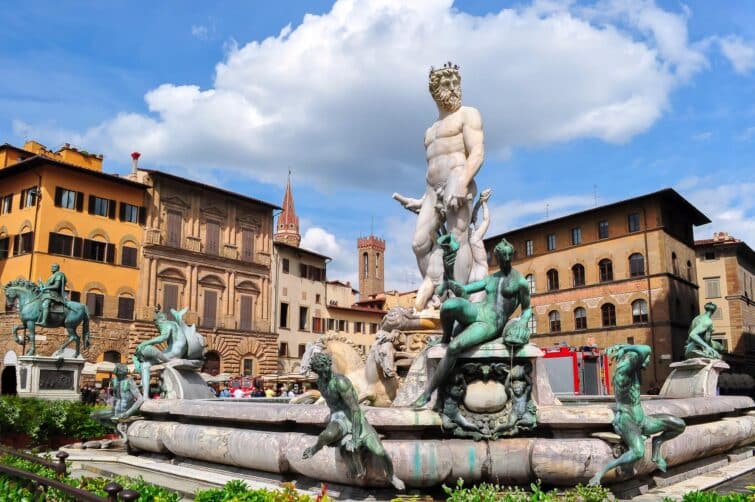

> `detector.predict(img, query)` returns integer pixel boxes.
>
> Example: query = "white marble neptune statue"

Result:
[394,62,485,311]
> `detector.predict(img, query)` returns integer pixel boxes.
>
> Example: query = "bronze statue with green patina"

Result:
[590,344,685,485]
[3,264,90,357]
[302,352,405,490]
[412,238,532,408]
[92,363,143,437]
[684,302,723,359]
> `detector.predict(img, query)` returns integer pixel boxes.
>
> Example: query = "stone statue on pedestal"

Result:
[393,62,486,311]
[302,352,404,490]
[590,344,685,485]
[92,363,143,440]
[133,305,206,399]
[684,302,723,360]
[412,238,532,409]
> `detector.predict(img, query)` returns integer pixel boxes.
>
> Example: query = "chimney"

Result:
[131,152,141,174]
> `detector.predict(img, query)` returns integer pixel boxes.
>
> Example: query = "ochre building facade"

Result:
[483,189,710,386]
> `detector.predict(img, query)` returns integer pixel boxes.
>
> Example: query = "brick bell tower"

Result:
[357,235,385,298]
[274,172,301,247]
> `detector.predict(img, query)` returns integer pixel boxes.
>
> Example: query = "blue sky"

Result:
[2,0,754,289]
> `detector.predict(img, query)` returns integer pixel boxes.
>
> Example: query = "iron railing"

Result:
[0,446,139,501]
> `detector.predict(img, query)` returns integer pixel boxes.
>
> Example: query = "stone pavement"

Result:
[631,455,755,501]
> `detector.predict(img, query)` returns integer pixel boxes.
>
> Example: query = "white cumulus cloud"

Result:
[718,36,755,74]
[38,0,710,192]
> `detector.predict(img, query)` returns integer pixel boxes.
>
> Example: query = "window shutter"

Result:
[119,202,126,221]
[12,235,19,256]
[86,293,97,314]
[19,192,23,209]
[203,290,217,328]
[163,284,179,313]
[73,237,83,258]
[240,295,253,330]
[138,206,147,225]
[76,192,84,212]
[88,195,95,214]
[54,187,63,207]
[106,243,115,264]
[108,199,116,219]
[48,232,55,253]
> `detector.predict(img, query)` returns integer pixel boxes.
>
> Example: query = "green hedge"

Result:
[0,396,109,446]
[0,453,180,501]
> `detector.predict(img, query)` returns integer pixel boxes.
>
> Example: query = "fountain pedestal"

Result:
[16,355,85,401]
[659,358,729,398]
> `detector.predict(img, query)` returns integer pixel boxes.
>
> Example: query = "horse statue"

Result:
[297,333,400,407]
[3,279,90,357]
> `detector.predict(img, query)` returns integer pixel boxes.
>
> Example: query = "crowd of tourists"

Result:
[211,382,306,399]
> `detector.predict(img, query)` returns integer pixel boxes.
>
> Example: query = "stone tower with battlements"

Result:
[274,173,301,247]
[357,235,385,298]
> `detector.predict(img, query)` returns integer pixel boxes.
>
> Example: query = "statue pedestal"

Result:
[153,359,214,400]
[659,358,730,398]
[16,356,85,401]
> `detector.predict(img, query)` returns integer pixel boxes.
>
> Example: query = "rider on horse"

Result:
[37,263,67,326]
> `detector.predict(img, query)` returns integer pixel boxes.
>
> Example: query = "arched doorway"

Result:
[202,351,221,376]
[1,350,18,395]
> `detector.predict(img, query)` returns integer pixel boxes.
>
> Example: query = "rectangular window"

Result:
[327,318,335,331]
[163,284,179,314]
[20,187,37,209]
[354,321,364,334]
[313,316,325,334]
[166,211,183,247]
[704,251,716,261]
[205,221,220,254]
[0,237,8,260]
[117,297,135,320]
[202,290,218,328]
[282,258,290,274]
[1,194,12,214]
[279,302,289,329]
[299,306,309,331]
[279,342,289,357]
[370,323,378,334]
[88,195,114,218]
[69,291,81,302]
[241,229,254,262]
[337,320,346,332]
[242,359,254,376]
[525,240,534,256]
[598,220,609,239]
[704,277,721,298]
[315,294,321,304]
[300,263,307,278]
[239,295,254,330]
[13,232,34,256]
[86,292,104,317]
[546,234,556,251]
[82,239,108,262]
[298,344,307,358]
[121,246,138,267]
[628,213,641,232]
[571,227,582,245]
[119,202,140,223]
[48,232,74,256]
[54,187,81,210]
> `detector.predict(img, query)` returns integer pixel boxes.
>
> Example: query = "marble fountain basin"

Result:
[128,395,755,489]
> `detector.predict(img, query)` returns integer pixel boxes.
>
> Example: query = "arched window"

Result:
[362,252,368,278]
[599,259,613,282]
[601,303,616,327]
[202,351,221,376]
[546,269,559,291]
[574,307,587,330]
[632,299,648,323]
[526,274,536,294]
[629,253,645,277]
[375,252,380,278]
[549,310,561,332]
[572,264,585,287]
[103,351,121,364]
[671,252,679,275]
[686,260,693,280]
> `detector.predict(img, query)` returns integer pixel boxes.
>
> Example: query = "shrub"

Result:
[195,480,330,502]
